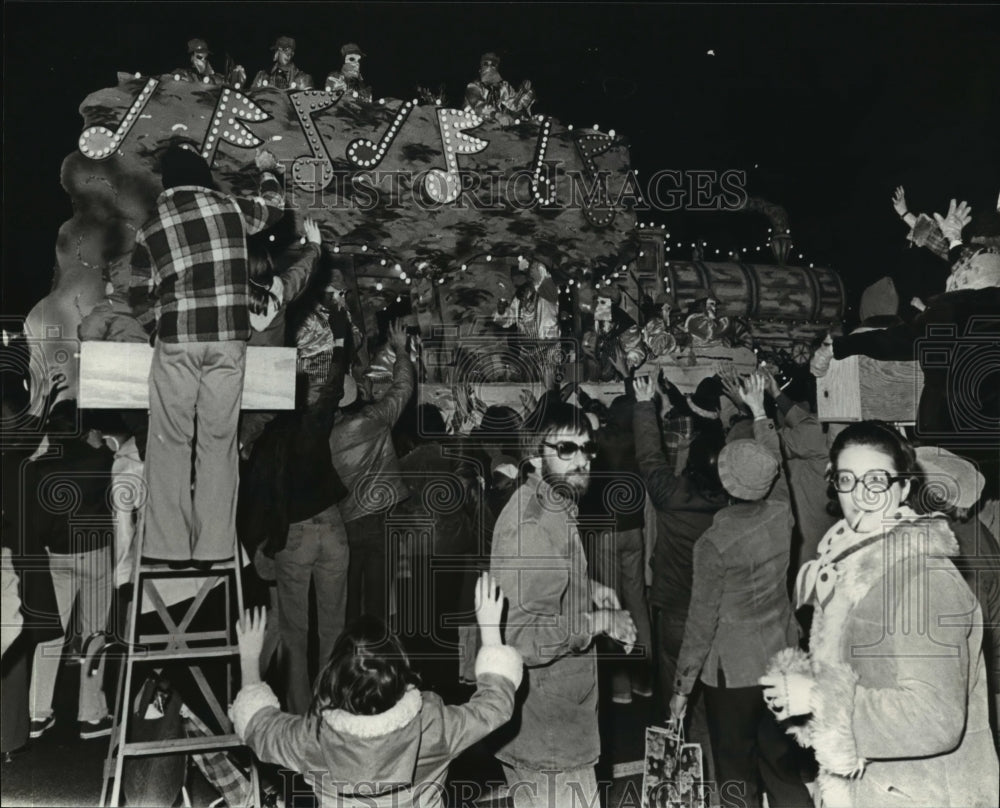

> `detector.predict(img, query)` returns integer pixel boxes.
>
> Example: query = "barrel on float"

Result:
[664,261,844,323]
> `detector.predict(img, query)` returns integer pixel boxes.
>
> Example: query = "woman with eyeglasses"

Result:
[761,421,998,807]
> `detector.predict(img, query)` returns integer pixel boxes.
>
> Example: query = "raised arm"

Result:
[235,149,286,234]
[633,376,682,509]
[366,321,416,428]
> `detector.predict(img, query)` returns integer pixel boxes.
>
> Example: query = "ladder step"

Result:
[121,734,246,756]
[128,646,237,662]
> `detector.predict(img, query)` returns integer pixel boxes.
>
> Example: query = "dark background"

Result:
[4,1,999,321]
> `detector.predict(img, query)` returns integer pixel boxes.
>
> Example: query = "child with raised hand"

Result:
[230,573,522,808]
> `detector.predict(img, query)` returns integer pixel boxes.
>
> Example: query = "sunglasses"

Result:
[827,469,904,494]
[542,440,597,461]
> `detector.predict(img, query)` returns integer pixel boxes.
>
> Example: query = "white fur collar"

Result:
[322,686,422,738]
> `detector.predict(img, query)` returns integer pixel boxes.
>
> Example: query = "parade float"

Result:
[25,71,846,419]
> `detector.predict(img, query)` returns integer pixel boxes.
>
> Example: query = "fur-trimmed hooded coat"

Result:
[230,644,522,808]
[767,509,999,807]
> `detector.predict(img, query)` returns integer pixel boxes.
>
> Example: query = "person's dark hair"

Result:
[827,421,920,510]
[160,144,217,191]
[309,616,419,731]
[520,400,593,463]
[248,279,277,316]
[248,245,274,282]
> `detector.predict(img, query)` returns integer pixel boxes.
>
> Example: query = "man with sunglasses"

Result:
[490,402,637,807]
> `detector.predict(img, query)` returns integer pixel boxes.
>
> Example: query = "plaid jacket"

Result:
[130,173,284,342]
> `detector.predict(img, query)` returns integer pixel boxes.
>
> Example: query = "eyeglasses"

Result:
[542,440,597,461]
[827,469,904,494]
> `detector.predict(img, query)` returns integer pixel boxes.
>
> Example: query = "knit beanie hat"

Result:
[718,438,779,500]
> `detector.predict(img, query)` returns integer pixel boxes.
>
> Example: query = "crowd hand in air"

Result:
[934,198,972,244]
[255,148,279,173]
[910,296,926,312]
[892,186,909,217]
[739,372,767,417]
[756,362,782,399]
[474,572,505,647]
[235,606,267,685]
[633,375,655,402]
[715,362,747,409]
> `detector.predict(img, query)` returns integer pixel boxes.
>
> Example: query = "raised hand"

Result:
[892,185,908,217]
[739,372,767,417]
[255,149,278,173]
[934,198,972,244]
[716,363,744,405]
[474,572,505,646]
[388,320,408,353]
[302,217,322,245]
[633,375,655,402]
[235,606,267,662]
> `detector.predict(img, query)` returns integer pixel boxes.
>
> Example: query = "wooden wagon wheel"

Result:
[791,341,812,365]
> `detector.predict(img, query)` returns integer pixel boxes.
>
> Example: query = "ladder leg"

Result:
[102,508,148,806]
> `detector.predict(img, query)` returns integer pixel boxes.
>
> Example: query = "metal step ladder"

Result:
[99,536,259,807]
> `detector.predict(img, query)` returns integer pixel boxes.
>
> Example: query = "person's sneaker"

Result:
[631,683,654,698]
[79,716,113,740]
[611,691,633,705]
[29,715,56,739]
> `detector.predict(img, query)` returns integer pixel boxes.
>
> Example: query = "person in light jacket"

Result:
[231,573,522,808]
[762,421,999,808]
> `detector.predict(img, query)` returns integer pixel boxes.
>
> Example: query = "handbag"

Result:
[642,718,706,808]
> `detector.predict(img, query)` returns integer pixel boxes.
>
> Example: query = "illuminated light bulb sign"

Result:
[530,117,557,204]
[200,88,270,167]
[288,90,339,191]
[79,77,160,160]
[424,108,489,204]
[572,129,616,226]
[346,99,415,169]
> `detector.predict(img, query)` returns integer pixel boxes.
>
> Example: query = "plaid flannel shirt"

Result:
[129,173,284,342]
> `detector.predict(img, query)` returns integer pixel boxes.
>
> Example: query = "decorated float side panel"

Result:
[25,76,636,407]
[664,262,844,324]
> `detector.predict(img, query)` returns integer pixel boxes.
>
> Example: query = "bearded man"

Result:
[324,43,372,102]
[489,402,637,807]
[251,35,313,90]
[464,52,535,124]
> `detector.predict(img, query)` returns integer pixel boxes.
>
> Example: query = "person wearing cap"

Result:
[464,51,535,125]
[173,38,223,85]
[668,372,812,808]
[917,445,1000,744]
[173,38,246,87]
[324,43,372,102]
[251,35,313,91]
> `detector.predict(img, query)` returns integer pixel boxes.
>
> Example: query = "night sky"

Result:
[4,2,999,322]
